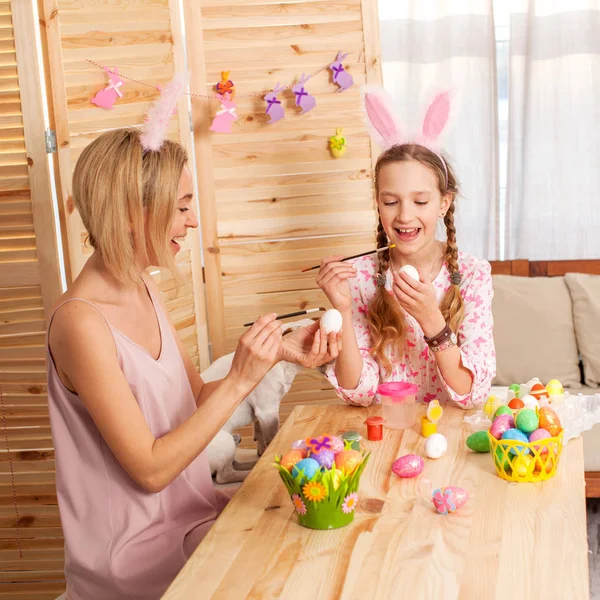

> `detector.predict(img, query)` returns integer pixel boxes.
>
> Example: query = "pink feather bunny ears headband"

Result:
[360,85,454,185]
[139,72,186,153]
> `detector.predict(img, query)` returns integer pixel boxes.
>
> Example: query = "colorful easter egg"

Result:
[529,382,549,401]
[291,439,307,451]
[305,435,334,454]
[466,430,491,453]
[425,433,447,459]
[501,428,530,455]
[508,383,521,398]
[546,379,564,396]
[280,449,307,471]
[392,454,424,478]
[515,408,539,434]
[431,486,469,515]
[513,454,535,477]
[291,458,320,482]
[490,414,515,439]
[535,454,555,474]
[494,405,512,419]
[484,396,498,418]
[329,436,345,453]
[334,450,363,474]
[538,406,562,436]
[529,428,551,453]
[313,448,335,469]
[508,397,525,410]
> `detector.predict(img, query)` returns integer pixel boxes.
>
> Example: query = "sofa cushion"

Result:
[564,273,600,387]
[491,275,581,388]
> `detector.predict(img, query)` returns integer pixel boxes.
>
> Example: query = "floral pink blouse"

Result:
[325,251,496,409]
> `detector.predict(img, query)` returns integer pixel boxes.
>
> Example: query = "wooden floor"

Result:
[588,499,600,598]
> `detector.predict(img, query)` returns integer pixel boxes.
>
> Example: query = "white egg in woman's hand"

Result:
[319,309,343,334]
[398,264,420,282]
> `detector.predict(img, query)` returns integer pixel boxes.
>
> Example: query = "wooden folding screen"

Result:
[184,0,382,441]
[0,0,65,596]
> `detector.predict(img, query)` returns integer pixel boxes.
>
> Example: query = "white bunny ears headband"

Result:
[361,85,454,185]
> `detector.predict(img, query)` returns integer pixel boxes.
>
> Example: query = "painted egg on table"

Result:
[515,408,539,434]
[489,414,515,439]
[529,428,551,453]
[425,433,448,459]
[329,436,345,454]
[313,448,335,469]
[392,454,424,478]
[508,383,521,398]
[280,449,308,471]
[538,406,562,436]
[466,430,491,453]
[334,450,363,474]
[494,405,512,419]
[319,309,343,334]
[513,454,535,477]
[501,428,531,455]
[431,486,469,515]
[291,458,320,482]
[508,397,525,410]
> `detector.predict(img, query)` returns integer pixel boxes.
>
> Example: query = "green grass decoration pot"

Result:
[274,452,371,530]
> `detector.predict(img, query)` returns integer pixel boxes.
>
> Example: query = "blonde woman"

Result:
[47,129,339,600]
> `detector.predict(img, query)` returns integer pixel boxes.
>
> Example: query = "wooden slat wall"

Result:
[185,0,382,447]
[40,0,209,369]
[0,0,64,596]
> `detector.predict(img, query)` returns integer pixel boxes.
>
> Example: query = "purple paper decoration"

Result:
[292,73,316,114]
[264,83,285,124]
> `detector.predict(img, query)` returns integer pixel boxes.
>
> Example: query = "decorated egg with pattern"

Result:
[538,406,562,437]
[490,414,515,439]
[392,454,424,478]
[280,449,308,471]
[334,450,363,474]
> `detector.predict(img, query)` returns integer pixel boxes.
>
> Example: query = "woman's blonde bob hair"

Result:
[71,127,187,283]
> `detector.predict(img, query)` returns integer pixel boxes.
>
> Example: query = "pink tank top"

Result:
[47,289,227,600]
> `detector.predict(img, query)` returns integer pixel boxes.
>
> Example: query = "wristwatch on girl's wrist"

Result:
[424,323,457,353]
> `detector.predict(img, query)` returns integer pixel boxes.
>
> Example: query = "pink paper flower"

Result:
[432,488,456,515]
[341,492,359,514]
[291,494,306,515]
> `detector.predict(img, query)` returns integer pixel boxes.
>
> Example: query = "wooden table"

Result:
[163,404,589,600]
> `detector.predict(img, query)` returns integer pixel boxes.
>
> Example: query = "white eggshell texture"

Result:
[398,265,420,282]
[320,309,343,334]
[425,433,448,459]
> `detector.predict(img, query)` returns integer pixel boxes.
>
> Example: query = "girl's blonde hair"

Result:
[72,128,187,283]
[367,144,465,374]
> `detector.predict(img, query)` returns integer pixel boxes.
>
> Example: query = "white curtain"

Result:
[507,0,600,259]
[378,0,499,259]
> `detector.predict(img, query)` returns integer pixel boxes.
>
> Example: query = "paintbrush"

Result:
[301,244,396,272]
[243,307,325,328]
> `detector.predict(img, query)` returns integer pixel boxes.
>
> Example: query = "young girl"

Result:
[47,128,339,600]
[317,89,495,409]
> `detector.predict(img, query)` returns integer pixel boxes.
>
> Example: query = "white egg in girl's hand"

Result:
[319,309,343,334]
[425,433,448,459]
[398,265,420,282]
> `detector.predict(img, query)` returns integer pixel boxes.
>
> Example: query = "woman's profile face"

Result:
[168,166,198,255]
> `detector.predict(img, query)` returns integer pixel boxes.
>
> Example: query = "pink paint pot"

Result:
[377,382,419,430]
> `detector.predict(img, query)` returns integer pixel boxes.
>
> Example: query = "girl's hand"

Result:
[316,256,356,313]
[391,270,445,337]
[280,321,342,368]
[228,314,283,390]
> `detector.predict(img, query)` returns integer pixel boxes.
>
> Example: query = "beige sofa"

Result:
[489,261,600,495]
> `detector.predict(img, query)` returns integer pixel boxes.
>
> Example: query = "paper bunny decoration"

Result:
[361,85,453,154]
[209,93,238,133]
[264,83,285,124]
[292,74,316,114]
[329,52,353,92]
[91,66,124,110]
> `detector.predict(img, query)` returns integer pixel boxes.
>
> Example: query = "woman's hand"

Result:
[280,321,342,368]
[391,270,445,338]
[228,314,283,390]
[316,256,356,313]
